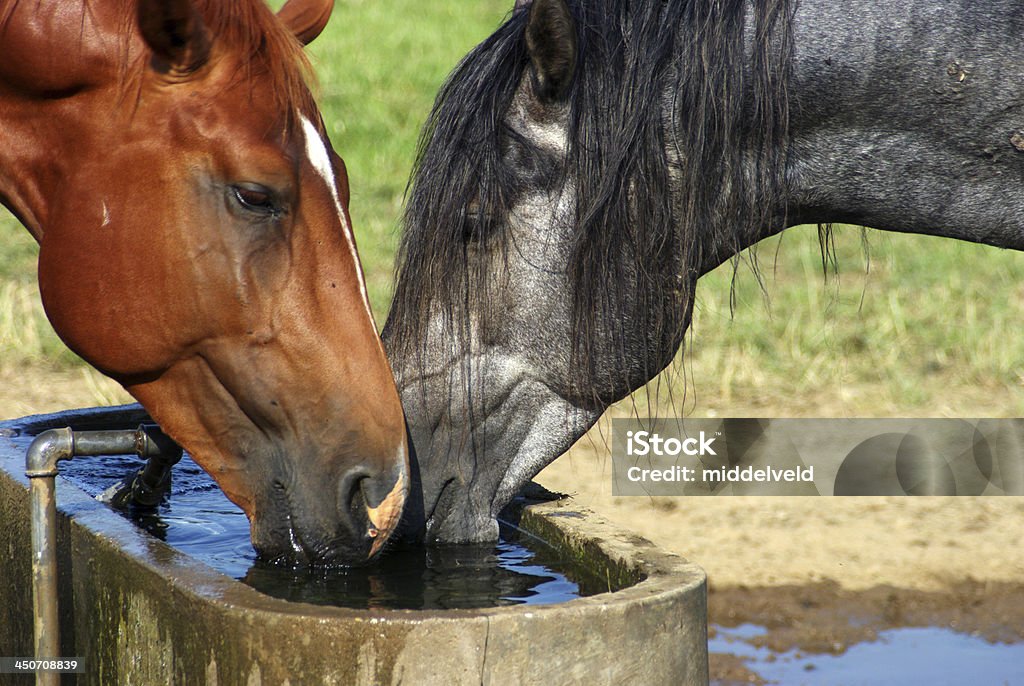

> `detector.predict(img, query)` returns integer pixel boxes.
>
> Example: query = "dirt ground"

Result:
[537,423,1024,593]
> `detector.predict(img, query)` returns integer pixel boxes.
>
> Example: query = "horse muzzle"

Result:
[249,455,408,567]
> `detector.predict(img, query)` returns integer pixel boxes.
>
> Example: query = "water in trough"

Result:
[59,452,606,610]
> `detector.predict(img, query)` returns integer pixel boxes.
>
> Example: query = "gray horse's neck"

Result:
[712,0,1024,274]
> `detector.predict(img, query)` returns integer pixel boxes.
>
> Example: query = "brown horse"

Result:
[0,0,407,566]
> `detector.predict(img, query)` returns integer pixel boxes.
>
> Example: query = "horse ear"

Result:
[137,0,210,74]
[524,0,577,102]
[278,0,335,46]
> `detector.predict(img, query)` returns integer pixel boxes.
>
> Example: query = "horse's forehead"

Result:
[300,116,333,183]
[507,88,570,155]
[180,56,315,138]
[157,32,315,131]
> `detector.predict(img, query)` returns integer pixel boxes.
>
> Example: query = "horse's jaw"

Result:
[124,352,409,567]
[394,353,601,545]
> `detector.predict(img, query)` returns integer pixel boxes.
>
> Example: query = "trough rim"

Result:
[0,404,706,624]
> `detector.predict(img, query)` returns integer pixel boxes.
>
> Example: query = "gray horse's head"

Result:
[383,0,791,543]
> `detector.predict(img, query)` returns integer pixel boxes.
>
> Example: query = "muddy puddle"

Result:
[708,581,1024,685]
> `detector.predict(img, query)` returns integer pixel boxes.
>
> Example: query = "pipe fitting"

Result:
[25,427,75,479]
[134,424,182,461]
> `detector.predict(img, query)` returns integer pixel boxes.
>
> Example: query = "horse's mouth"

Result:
[365,470,405,556]
[257,523,377,568]
[422,476,455,541]
[254,515,377,568]
[250,466,407,568]
[419,475,505,545]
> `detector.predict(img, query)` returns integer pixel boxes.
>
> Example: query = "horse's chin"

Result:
[250,518,378,568]
[253,546,375,569]
[425,515,500,546]
[421,478,501,545]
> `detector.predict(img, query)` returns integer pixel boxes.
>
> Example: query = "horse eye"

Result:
[463,202,485,240]
[231,184,278,215]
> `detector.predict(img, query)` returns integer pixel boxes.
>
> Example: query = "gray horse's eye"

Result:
[462,202,487,240]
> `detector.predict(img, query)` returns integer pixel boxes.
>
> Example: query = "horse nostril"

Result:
[361,468,407,556]
[336,467,371,534]
[334,464,407,557]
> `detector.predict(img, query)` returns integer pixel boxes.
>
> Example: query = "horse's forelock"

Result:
[389,10,530,364]
[196,0,318,121]
[115,0,318,123]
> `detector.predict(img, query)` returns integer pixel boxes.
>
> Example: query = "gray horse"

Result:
[382,0,1024,543]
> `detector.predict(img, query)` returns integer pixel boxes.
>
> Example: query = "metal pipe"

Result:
[71,430,139,456]
[25,428,75,686]
[99,425,182,509]
[25,425,181,685]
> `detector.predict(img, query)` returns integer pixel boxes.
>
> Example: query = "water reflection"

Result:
[61,452,597,610]
[243,537,582,610]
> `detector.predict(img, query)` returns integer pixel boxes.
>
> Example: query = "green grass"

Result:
[2,1,1023,415]
[0,213,80,366]
[682,228,1024,415]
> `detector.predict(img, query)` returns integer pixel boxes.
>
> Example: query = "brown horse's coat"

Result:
[0,0,408,565]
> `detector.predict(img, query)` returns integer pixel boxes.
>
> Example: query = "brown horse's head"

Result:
[0,0,407,565]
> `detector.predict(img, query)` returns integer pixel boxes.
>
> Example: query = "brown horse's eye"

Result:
[232,184,279,216]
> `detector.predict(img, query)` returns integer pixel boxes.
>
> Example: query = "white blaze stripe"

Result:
[299,115,374,323]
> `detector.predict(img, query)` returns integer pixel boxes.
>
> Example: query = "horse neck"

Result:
[689,187,792,279]
[0,0,130,240]
[768,0,1024,254]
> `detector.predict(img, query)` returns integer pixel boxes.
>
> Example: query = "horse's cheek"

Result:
[35,223,180,379]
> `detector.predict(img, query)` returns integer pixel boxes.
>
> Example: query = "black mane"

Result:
[388,0,794,399]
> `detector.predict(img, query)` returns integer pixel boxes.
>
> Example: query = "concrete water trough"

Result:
[0,405,709,685]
